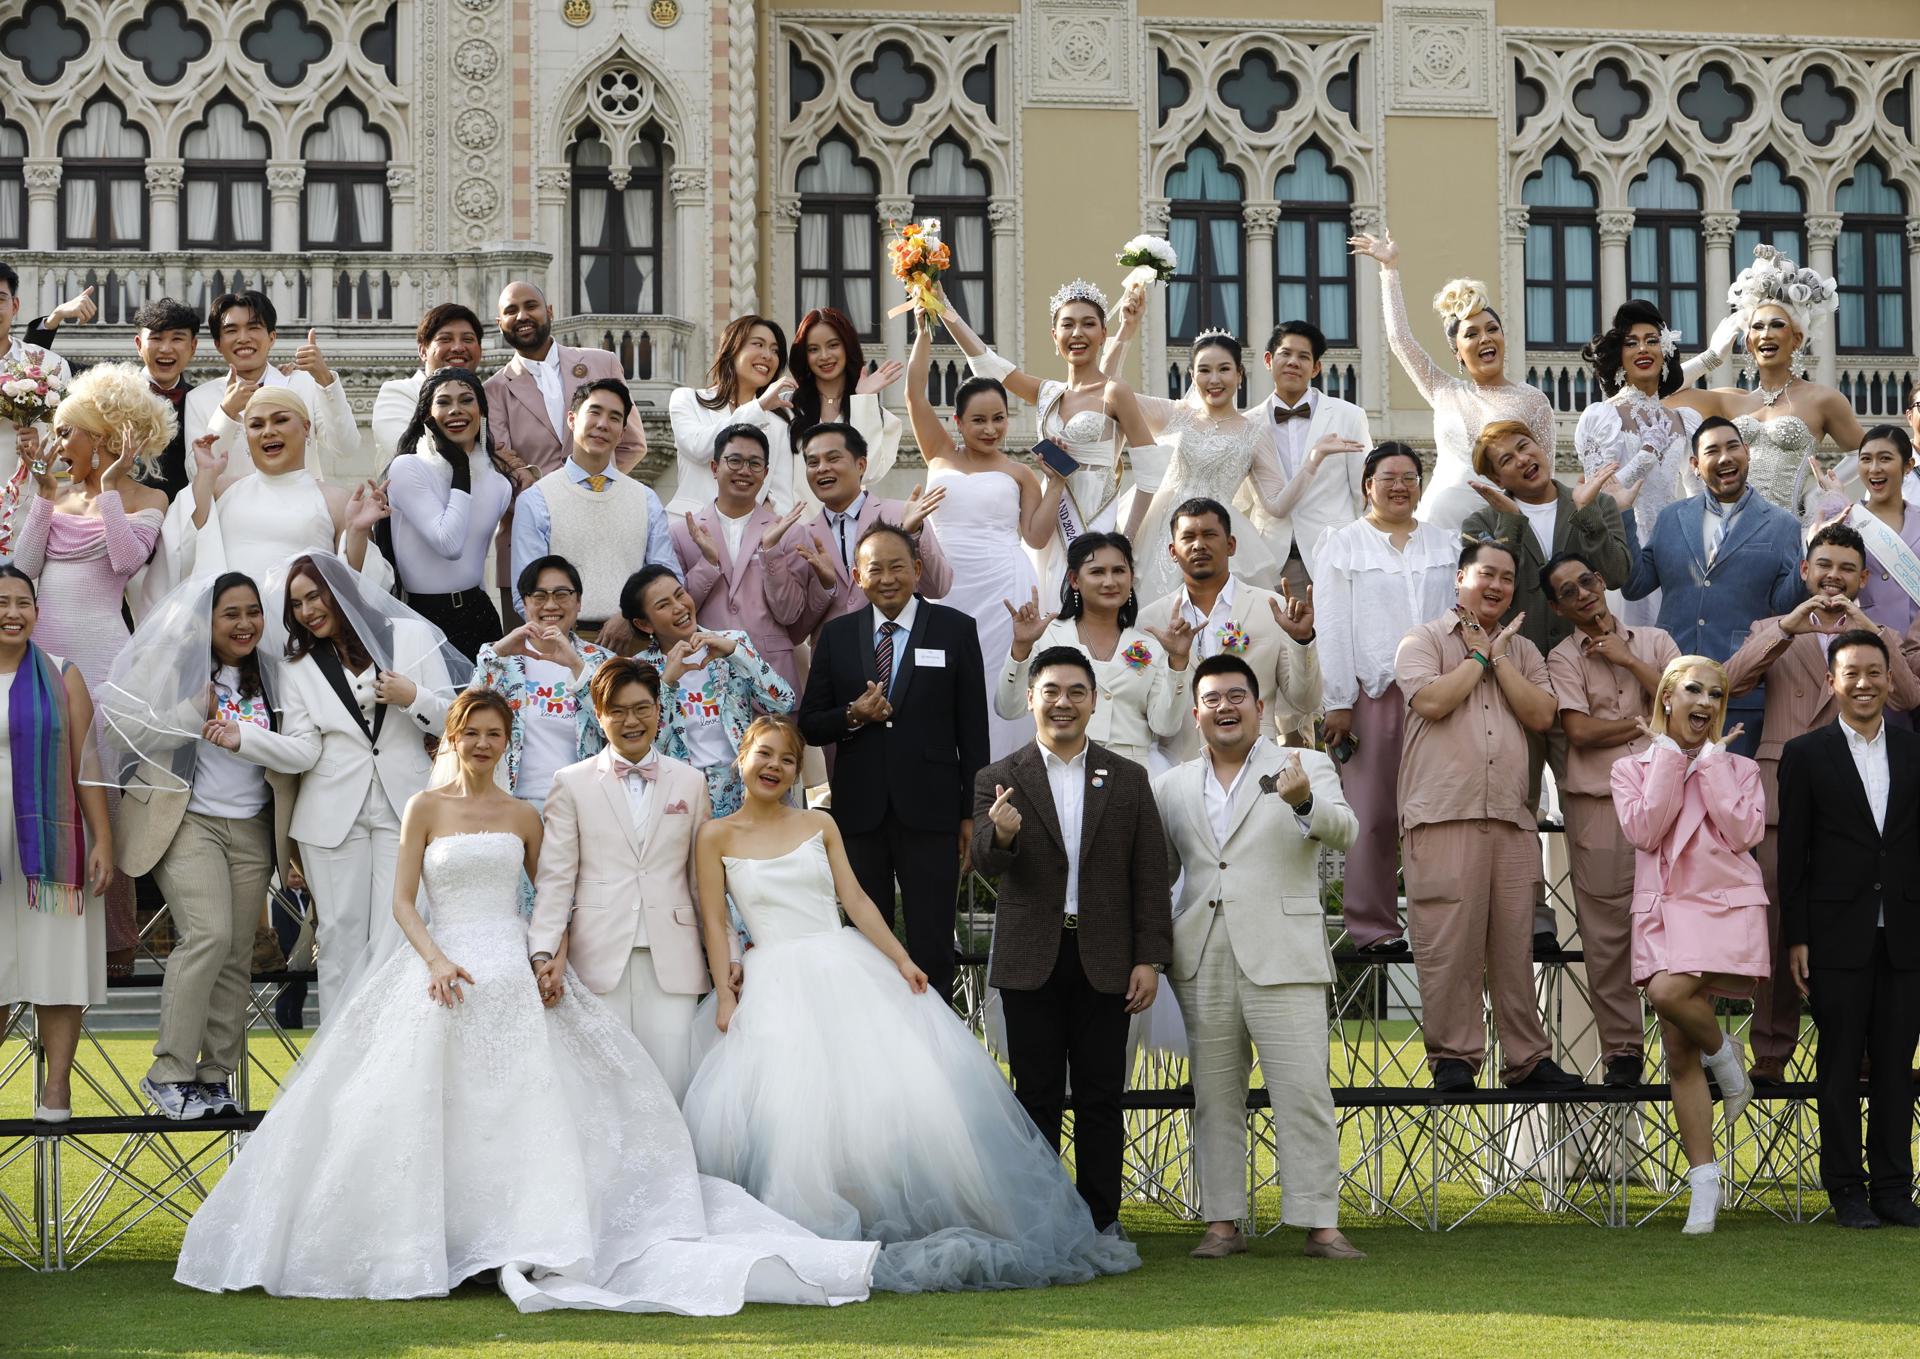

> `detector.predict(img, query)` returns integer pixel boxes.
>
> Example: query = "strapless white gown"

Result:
[1735,412,1818,519]
[175,831,876,1312]
[684,831,1141,1293]
[924,466,1039,760]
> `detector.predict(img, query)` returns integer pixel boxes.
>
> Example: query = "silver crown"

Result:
[1047,278,1109,316]
[1192,326,1238,346]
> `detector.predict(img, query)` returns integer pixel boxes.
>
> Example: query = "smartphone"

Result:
[1033,439,1081,478]
[1329,734,1359,765]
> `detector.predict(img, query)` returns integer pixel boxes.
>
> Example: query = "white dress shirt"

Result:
[1177,577,1239,662]
[1702,488,1750,565]
[872,595,918,694]
[619,748,661,943]
[1040,741,1088,916]
[1843,718,1891,924]
[718,505,753,560]
[825,491,869,573]
[1203,751,1255,848]
[530,345,567,439]
[1266,386,1320,478]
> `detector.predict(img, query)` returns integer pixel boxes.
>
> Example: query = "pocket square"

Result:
[663,800,690,815]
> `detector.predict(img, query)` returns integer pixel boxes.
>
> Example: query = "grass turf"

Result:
[7,1036,1920,1357]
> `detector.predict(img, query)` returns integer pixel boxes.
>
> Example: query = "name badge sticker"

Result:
[914,648,946,667]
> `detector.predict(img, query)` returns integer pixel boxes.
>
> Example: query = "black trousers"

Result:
[1000,929,1130,1231]
[402,588,502,665]
[842,818,958,1004]
[1809,928,1920,1202]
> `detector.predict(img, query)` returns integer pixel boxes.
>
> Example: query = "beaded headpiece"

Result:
[1047,278,1109,318]
[1727,244,1837,341]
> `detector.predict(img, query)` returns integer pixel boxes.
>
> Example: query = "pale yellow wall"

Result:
[1497,0,1920,38]
[1017,107,1144,368]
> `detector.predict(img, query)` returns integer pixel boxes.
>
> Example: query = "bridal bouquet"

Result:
[886,218,952,320]
[0,352,65,427]
[1117,234,1178,291]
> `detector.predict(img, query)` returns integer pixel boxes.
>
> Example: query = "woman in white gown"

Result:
[906,312,1058,760]
[666,315,799,515]
[685,716,1141,1293]
[175,688,877,1312]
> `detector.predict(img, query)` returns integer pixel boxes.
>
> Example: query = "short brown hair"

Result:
[590,657,661,713]
[1470,419,1536,480]
[444,687,513,740]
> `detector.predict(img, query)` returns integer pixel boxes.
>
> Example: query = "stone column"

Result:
[1597,209,1634,321]
[1702,212,1739,345]
[770,191,800,341]
[1501,206,1530,368]
[145,161,183,254]
[1142,198,1171,400]
[1908,220,1920,402]
[534,166,570,308]
[266,162,306,320]
[670,169,711,381]
[987,197,1020,358]
[1805,214,1843,388]
[1242,202,1279,403]
[386,163,418,254]
[877,196,915,379]
[23,159,59,252]
[1348,204,1384,414]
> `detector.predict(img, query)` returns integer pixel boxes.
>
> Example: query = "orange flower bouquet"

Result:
[886,217,952,320]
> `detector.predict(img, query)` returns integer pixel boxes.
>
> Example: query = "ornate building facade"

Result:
[0,0,1914,484]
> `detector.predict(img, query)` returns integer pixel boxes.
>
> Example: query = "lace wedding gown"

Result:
[1574,396,1702,625]
[175,831,877,1312]
[1131,398,1285,604]
[683,830,1141,1293]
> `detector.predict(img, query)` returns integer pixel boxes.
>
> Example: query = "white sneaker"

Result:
[1706,1035,1753,1124]
[1682,1165,1721,1234]
[140,1075,209,1121]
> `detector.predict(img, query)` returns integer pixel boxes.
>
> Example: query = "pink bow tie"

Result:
[612,757,657,782]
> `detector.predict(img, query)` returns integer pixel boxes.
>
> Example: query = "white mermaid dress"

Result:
[174,831,877,1312]
[683,831,1142,1293]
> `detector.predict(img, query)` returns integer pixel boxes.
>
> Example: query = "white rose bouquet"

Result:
[1117,234,1179,291]
[0,353,65,427]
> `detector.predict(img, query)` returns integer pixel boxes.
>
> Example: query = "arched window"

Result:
[1166,143,1244,343]
[571,125,665,314]
[909,138,993,341]
[302,101,390,249]
[1732,156,1805,267]
[0,117,23,247]
[1273,145,1353,345]
[1521,150,1598,346]
[1627,152,1703,340]
[796,135,879,340]
[1837,160,1909,355]
[183,99,268,250]
[59,98,148,249]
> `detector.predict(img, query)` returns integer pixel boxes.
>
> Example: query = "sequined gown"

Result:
[175,830,877,1311]
[1574,397,1702,625]
[1131,396,1287,604]
[1734,412,1819,520]
[1379,266,1558,533]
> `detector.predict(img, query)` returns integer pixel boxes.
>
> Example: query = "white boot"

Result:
[1682,1163,1721,1234]
[1701,1032,1752,1123]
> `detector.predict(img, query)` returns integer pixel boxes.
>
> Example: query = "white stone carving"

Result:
[1386,2,1494,116]
[1024,0,1136,108]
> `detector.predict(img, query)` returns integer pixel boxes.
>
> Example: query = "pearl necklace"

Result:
[1756,375,1793,408]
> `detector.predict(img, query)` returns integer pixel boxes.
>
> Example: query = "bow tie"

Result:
[151,381,186,407]
[1271,403,1312,424]
[612,756,657,782]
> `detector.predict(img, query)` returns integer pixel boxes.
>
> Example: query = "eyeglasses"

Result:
[720,453,768,473]
[525,587,579,604]
[1198,688,1253,709]
[1370,473,1420,488]
[1551,571,1604,603]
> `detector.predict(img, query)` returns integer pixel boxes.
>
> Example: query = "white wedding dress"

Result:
[174,831,877,1312]
[684,830,1141,1293]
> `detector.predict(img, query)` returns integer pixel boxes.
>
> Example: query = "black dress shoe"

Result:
[1532,929,1560,959]
[1432,1059,1476,1093]
[1747,1065,1788,1090]
[1507,1058,1587,1091]
[1603,1055,1644,1089]
[1834,1196,1883,1230]
[1870,1197,1920,1228]
[1357,937,1410,956]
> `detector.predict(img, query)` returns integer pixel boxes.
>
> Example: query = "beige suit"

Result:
[530,748,731,1099]
[1154,742,1355,1226]
[1136,575,1324,759]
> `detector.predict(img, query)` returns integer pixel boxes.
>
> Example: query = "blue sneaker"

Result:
[140,1075,208,1121]
[198,1081,240,1116]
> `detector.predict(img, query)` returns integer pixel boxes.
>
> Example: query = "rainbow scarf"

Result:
[10,644,85,915]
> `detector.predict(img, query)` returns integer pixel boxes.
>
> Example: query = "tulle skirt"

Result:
[684,925,1141,1292]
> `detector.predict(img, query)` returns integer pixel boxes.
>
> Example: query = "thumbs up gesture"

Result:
[48,285,98,328]
[284,327,336,387]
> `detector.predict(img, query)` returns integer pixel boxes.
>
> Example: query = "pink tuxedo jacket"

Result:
[785,496,953,644]
[528,748,733,995]
[483,344,645,480]
[669,501,816,691]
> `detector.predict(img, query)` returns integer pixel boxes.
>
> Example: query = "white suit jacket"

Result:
[529,748,735,995]
[1153,742,1356,987]
[1240,389,1370,578]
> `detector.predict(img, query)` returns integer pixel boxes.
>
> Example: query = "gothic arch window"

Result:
[1273,145,1354,345]
[302,100,390,249]
[1732,156,1805,267]
[183,98,268,250]
[570,124,665,315]
[1166,142,1244,344]
[0,117,22,248]
[1521,151,1598,347]
[796,134,879,340]
[59,98,148,249]
[1837,160,1909,355]
[908,137,992,341]
[1627,152,1703,340]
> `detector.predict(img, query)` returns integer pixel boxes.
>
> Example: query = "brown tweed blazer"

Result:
[969,740,1173,994]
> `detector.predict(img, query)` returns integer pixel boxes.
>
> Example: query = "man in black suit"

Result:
[1778,627,1920,1230]
[798,522,988,1002]
[128,298,203,499]
[970,645,1171,1235]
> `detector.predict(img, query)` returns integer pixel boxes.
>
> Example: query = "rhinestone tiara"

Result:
[1047,278,1109,316]
[1191,326,1239,345]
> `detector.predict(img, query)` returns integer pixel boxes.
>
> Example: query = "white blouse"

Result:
[1313,518,1459,710]
[665,387,797,516]
[991,617,1186,763]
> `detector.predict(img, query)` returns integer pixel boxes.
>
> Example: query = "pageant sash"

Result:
[1847,503,1920,607]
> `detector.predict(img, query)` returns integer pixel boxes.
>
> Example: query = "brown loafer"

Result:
[1302,1232,1366,1260]
[1188,1229,1248,1258]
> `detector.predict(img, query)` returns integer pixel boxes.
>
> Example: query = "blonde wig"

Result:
[1648,655,1730,745]
[52,361,176,477]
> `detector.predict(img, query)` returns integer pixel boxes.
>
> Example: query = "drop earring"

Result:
[1071,588,1082,613]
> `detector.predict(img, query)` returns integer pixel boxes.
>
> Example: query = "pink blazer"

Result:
[785,496,954,644]
[528,749,734,995]
[668,502,816,691]
[483,344,645,480]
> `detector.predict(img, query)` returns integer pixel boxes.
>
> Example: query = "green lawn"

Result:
[7,1034,1920,1358]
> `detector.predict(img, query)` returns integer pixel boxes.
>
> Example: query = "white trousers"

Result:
[1172,922,1341,1227]
[299,782,403,1024]
[603,947,698,1104]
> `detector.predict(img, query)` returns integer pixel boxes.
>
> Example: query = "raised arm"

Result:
[1349,231,1447,406]
[386,455,472,560]
[938,293,1044,405]
[906,314,960,466]
[1609,740,1688,852]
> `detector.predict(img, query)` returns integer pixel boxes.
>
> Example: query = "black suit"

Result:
[1779,718,1920,1206]
[142,377,195,500]
[799,597,988,999]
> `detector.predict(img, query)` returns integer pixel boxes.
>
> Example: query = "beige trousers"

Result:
[603,946,698,1104]
[148,811,274,1084]
[1173,922,1340,1227]
[1561,792,1646,1060]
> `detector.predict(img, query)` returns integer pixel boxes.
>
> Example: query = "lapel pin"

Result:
[572,361,590,378]
[1092,768,1107,788]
